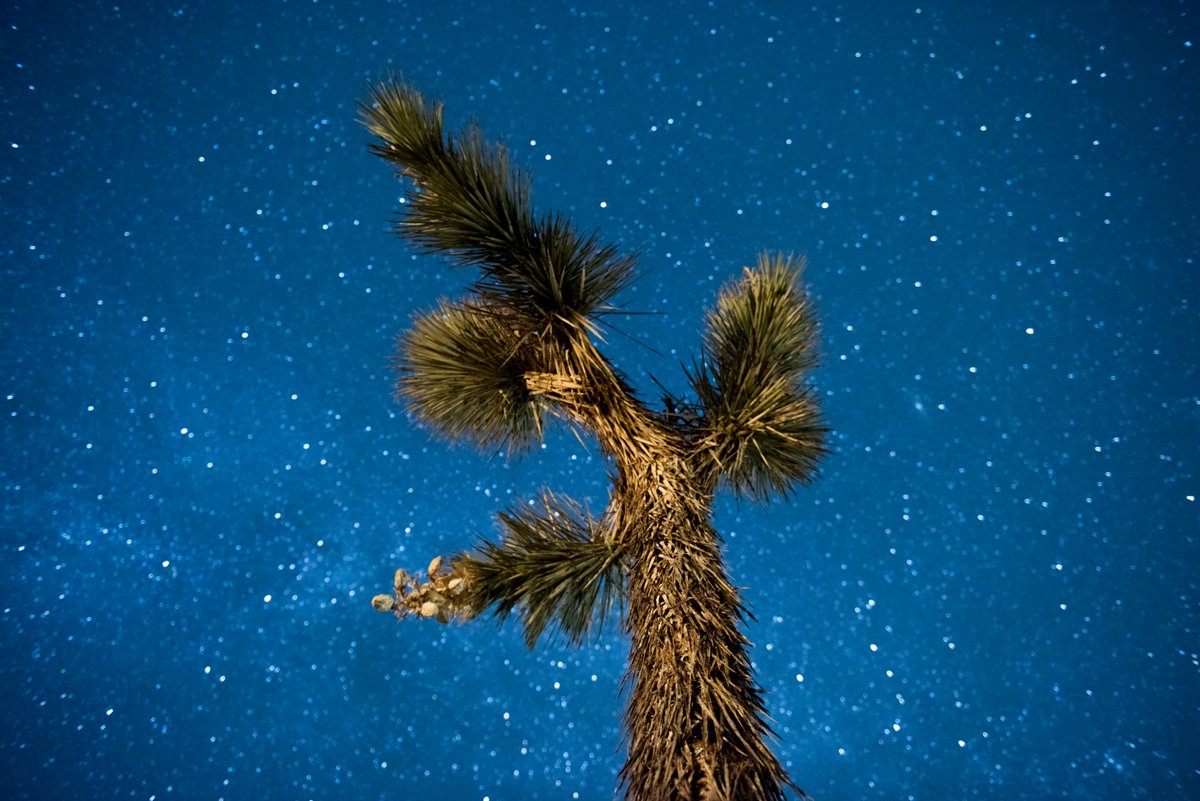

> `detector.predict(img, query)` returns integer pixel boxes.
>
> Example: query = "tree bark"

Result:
[531,335,795,800]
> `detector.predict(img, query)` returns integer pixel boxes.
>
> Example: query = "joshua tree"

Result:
[360,78,827,801]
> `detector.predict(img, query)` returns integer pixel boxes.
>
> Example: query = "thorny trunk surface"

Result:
[620,466,792,799]
[533,332,794,800]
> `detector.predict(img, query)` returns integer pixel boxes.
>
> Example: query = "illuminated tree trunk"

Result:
[530,339,795,799]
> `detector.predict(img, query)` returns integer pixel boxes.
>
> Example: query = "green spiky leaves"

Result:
[396,301,543,452]
[359,78,446,172]
[458,494,626,648]
[359,78,634,322]
[691,253,828,500]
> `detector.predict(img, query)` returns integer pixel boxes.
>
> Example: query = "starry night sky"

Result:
[3,2,1198,799]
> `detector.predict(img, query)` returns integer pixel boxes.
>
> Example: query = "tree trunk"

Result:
[535,340,795,800]
[617,457,793,800]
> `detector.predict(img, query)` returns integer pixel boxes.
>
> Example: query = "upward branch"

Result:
[689,253,829,500]
[359,78,634,323]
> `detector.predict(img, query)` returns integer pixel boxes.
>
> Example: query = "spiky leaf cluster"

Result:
[359,78,634,322]
[691,253,828,500]
[396,301,542,452]
[458,494,626,648]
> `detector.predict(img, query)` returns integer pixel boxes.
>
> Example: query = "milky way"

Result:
[3,2,1197,799]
